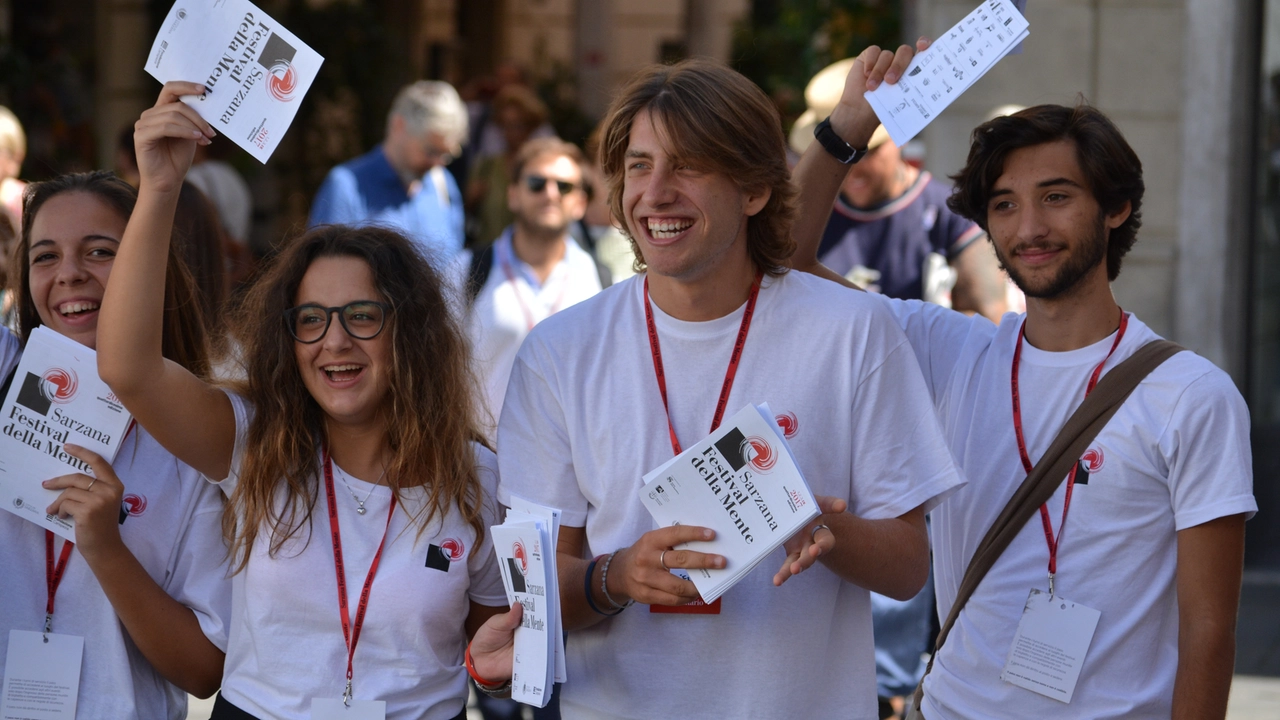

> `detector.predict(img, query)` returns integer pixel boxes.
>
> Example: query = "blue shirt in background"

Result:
[308,144,464,261]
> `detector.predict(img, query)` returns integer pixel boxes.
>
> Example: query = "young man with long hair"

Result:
[495,57,962,719]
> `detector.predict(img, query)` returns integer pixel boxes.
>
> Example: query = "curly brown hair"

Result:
[11,171,209,375]
[948,104,1144,282]
[223,224,488,572]
[598,59,797,276]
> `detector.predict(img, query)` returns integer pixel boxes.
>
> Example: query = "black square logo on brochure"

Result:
[16,373,51,415]
[714,427,748,472]
[257,33,296,70]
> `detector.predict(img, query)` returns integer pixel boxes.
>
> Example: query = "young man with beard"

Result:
[496,57,962,719]
[790,45,1256,719]
[466,137,603,432]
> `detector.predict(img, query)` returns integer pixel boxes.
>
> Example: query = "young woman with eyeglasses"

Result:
[97,83,520,720]
[0,170,231,718]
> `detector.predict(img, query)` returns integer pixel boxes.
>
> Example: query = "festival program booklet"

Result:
[866,0,1030,146]
[638,403,819,603]
[504,497,567,684]
[491,511,559,707]
[145,0,324,162]
[0,327,134,541]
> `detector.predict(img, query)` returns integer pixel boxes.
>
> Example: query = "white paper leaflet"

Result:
[866,0,1030,146]
[0,327,134,541]
[491,500,565,708]
[145,0,324,162]
[638,403,819,604]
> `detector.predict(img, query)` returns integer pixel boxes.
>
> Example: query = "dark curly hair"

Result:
[598,59,797,276]
[948,104,1144,281]
[223,224,489,572]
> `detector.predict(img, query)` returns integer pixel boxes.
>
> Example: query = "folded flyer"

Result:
[491,500,564,707]
[866,0,1029,146]
[505,496,566,684]
[638,403,819,603]
[145,0,324,162]
[0,327,134,540]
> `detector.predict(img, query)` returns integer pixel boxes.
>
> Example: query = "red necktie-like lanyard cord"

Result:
[643,272,763,454]
[1010,310,1127,596]
[323,448,396,706]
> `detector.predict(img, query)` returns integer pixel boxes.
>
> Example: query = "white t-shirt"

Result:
[468,231,602,432]
[497,271,962,720]
[0,328,231,720]
[214,391,508,720]
[878,298,1258,719]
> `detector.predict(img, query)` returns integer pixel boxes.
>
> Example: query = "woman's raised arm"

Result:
[98,82,235,480]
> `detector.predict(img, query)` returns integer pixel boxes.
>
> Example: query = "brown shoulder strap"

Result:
[909,338,1184,713]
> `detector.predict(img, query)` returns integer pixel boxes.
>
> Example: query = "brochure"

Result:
[638,403,819,603]
[0,327,134,540]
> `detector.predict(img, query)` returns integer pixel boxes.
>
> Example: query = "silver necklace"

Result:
[334,463,387,515]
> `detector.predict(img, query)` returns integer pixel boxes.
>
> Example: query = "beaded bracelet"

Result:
[584,555,623,616]
[465,640,511,696]
[600,551,635,611]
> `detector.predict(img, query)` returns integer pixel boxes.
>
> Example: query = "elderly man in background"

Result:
[309,80,468,260]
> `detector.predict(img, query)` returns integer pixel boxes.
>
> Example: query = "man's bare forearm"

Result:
[819,506,929,600]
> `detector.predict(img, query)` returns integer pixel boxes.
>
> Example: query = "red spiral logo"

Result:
[513,541,527,575]
[740,435,777,472]
[1082,448,1104,473]
[267,61,298,102]
[122,493,148,516]
[440,537,465,561]
[775,411,799,438]
[41,368,78,403]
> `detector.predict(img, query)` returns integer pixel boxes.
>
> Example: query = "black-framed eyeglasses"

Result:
[524,174,579,196]
[284,301,390,344]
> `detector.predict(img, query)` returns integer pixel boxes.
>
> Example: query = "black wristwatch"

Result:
[814,117,867,165]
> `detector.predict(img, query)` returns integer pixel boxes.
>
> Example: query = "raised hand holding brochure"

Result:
[638,403,819,603]
[0,327,134,540]
[145,0,324,162]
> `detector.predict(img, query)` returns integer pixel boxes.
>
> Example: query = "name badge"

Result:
[311,698,387,720]
[1000,589,1101,703]
[1,629,85,720]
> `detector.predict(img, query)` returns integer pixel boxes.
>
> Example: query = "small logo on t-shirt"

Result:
[123,493,148,516]
[426,538,466,572]
[1076,447,1105,485]
[775,411,799,439]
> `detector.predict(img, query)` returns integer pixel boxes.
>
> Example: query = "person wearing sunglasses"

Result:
[96,82,522,720]
[309,81,468,263]
[464,137,607,438]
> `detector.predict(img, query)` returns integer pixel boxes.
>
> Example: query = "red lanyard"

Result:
[322,449,396,704]
[1011,311,1127,594]
[643,272,762,455]
[501,255,568,332]
[41,420,136,637]
[43,531,74,636]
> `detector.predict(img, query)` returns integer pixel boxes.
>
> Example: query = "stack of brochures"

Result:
[491,497,565,707]
[0,327,134,540]
[638,403,820,603]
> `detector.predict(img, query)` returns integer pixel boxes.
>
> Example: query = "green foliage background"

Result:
[732,0,903,128]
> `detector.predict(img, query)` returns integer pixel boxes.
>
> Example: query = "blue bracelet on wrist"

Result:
[583,555,624,616]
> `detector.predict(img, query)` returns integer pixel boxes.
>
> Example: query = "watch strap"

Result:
[814,117,867,165]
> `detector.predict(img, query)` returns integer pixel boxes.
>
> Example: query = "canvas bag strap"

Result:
[907,338,1184,717]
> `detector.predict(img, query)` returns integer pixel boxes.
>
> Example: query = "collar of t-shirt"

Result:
[1016,319,1128,369]
[494,228,589,292]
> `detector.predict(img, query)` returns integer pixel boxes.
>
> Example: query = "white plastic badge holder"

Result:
[1,629,85,720]
[1000,589,1100,703]
[311,698,387,719]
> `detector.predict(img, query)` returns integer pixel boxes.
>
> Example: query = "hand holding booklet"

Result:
[145,0,323,162]
[0,327,134,540]
[491,498,565,707]
[638,403,820,603]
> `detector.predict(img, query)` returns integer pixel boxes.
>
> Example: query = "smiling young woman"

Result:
[96,82,520,720]
[0,170,230,719]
